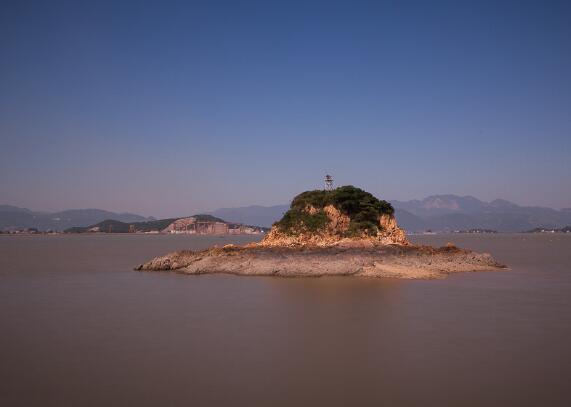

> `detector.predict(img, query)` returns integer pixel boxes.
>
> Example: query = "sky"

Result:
[1,0,570,218]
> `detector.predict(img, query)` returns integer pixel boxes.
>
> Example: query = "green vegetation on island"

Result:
[275,185,394,237]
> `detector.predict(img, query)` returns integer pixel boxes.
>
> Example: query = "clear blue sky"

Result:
[1,0,570,217]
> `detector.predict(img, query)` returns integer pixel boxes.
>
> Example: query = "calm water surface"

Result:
[1,233,570,406]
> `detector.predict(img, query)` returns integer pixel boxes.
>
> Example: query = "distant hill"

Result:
[64,214,237,234]
[393,208,428,232]
[392,195,488,217]
[0,205,34,213]
[0,206,152,231]
[65,218,180,233]
[208,205,289,228]
[210,195,571,233]
[391,195,571,232]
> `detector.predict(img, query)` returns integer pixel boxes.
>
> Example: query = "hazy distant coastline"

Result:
[2,194,571,233]
[209,195,571,233]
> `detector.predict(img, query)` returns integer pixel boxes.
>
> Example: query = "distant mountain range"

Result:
[0,205,153,232]
[3,195,571,233]
[209,195,571,232]
[390,195,571,232]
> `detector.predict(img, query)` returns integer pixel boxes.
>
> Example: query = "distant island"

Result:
[137,186,505,279]
[64,214,266,235]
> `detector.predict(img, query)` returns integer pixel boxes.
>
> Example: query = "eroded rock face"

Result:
[378,213,408,245]
[258,227,342,247]
[259,204,409,247]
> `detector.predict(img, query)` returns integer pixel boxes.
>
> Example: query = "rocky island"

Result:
[136,186,506,279]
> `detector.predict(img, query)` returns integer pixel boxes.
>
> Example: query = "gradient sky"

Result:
[1,0,570,217]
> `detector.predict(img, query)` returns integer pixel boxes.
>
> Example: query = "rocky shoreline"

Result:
[136,186,507,279]
[135,242,506,279]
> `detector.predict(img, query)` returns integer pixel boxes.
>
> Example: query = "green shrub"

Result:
[275,208,329,235]
[291,190,331,209]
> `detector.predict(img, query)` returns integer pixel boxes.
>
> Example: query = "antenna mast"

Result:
[325,174,334,191]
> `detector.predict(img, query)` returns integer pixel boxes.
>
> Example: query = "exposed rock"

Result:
[260,204,409,248]
[323,205,351,234]
[378,213,408,245]
[135,244,506,279]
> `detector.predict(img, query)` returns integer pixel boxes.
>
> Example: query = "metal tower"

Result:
[325,174,334,191]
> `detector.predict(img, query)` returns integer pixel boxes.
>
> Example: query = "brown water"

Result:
[1,234,570,406]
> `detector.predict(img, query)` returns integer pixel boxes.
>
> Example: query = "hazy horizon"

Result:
[2,190,570,220]
[2,0,570,218]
